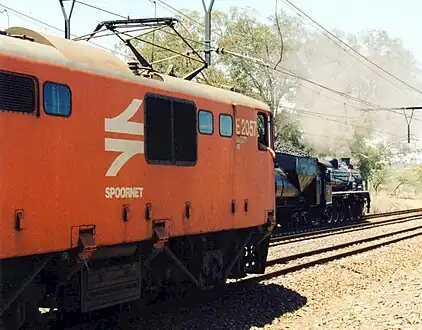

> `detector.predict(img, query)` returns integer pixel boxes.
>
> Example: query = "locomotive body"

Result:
[274,152,327,230]
[274,152,370,232]
[327,157,362,191]
[326,157,370,223]
[0,27,275,328]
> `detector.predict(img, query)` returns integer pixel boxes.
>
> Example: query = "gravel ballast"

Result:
[267,217,422,261]
[69,221,422,329]
[259,233,422,329]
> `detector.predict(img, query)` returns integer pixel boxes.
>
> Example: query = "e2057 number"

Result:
[236,119,257,137]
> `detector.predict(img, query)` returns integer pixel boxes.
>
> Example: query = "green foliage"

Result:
[349,120,392,184]
[113,6,421,159]
[273,110,313,153]
[115,8,310,152]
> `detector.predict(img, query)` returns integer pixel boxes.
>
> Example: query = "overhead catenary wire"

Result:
[279,0,422,126]
[75,0,416,140]
[76,0,389,117]
[293,107,403,138]
[0,3,127,56]
[279,71,422,122]
[84,0,389,120]
[280,0,422,99]
[1,1,416,141]
[74,0,207,47]
[152,1,387,109]
[214,47,382,109]
[0,8,9,28]
[154,0,422,127]
[276,0,422,123]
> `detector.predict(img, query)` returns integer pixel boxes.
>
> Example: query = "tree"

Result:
[273,110,314,154]
[349,120,392,186]
[112,6,422,158]
[215,8,312,151]
[372,167,389,193]
[114,8,312,152]
[294,28,422,152]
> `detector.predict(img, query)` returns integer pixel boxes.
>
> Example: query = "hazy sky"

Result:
[0,0,421,66]
[2,0,422,157]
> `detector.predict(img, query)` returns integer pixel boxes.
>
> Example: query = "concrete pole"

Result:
[202,0,215,66]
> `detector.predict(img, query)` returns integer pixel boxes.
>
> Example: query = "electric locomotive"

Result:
[0,24,275,329]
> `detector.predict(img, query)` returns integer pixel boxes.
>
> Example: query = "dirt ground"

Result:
[369,192,422,214]
[257,230,422,329]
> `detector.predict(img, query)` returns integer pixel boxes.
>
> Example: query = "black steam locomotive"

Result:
[274,151,371,233]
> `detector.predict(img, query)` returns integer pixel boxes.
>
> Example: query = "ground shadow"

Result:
[116,283,307,330]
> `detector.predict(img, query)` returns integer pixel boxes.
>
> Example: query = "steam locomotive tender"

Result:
[274,153,370,232]
[0,27,276,329]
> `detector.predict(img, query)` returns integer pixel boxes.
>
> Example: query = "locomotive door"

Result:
[232,104,273,227]
[232,104,256,226]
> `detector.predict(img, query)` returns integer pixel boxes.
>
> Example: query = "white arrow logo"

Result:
[105,99,144,177]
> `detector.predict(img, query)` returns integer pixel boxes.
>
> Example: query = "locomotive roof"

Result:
[0,27,270,111]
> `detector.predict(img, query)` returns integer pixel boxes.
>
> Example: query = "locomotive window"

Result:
[43,82,71,117]
[0,71,37,113]
[219,114,233,137]
[145,94,197,165]
[145,96,172,163]
[198,110,213,135]
[174,100,197,163]
[257,112,269,150]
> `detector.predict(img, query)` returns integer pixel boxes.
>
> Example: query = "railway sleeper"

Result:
[0,225,271,329]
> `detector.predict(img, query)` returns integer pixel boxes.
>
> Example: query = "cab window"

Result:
[257,112,269,150]
[198,110,213,135]
[219,114,233,137]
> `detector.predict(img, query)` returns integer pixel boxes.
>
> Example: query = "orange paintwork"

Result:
[0,30,275,259]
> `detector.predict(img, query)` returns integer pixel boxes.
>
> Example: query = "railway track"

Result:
[258,224,422,282]
[38,209,422,329]
[270,212,422,247]
[101,220,422,327]
[271,208,422,244]
[267,222,422,267]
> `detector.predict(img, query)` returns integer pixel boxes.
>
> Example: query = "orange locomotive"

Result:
[0,26,275,328]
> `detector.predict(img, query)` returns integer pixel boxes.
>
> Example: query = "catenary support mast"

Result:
[202,0,215,66]
[59,0,76,39]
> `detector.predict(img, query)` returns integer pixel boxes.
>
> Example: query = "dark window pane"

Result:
[145,96,172,162]
[174,100,197,162]
[257,113,267,147]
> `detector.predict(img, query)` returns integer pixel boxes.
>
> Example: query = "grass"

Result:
[369,191,422,214]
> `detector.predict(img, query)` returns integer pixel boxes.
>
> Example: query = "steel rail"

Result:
[270,213,422,246]
[271,208,422,242]
[267,222,422,267]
